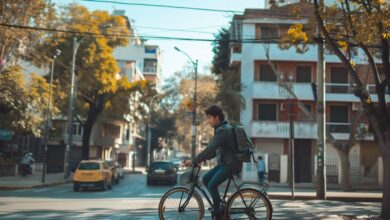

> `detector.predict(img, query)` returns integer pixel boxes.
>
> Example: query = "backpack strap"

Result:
[231,126,238,153]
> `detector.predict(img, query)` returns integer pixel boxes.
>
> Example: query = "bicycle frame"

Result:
[179,165,249,213]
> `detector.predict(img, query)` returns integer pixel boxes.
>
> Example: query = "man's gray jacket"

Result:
[193,121,242,173]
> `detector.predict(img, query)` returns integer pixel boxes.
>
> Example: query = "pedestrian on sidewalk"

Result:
[257,156,266,184]
[20,153,35,176]
[182,105,243,220]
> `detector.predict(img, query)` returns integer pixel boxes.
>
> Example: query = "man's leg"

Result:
[202,165,220,186]
[205,165,232,216]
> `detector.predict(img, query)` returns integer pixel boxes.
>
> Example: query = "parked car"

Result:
[170,158,181,171]
[106,160,120,184]
[146,161,177,185]
[73,160,112,191]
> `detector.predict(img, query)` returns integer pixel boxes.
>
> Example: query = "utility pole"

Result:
[42,49,61,183]
[316,0,327,199]
[191,60,198,159]
[64,38,80,180]
[288,100,295,199]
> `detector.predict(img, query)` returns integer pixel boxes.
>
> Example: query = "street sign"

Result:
[0,129,13,141]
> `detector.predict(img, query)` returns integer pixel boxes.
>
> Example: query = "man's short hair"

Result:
[204,105,225,121]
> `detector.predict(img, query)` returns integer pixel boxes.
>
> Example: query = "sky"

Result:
[53,0,265,81]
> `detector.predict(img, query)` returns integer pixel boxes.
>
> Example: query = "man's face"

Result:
[207,115,220,128]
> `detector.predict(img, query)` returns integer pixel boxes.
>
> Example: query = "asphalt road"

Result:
[0,173,382,220]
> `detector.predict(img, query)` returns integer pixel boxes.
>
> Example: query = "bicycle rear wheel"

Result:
[226,188,272,220]
[158,187,204,220]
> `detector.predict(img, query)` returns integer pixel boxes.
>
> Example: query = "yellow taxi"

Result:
[73,160,113,191]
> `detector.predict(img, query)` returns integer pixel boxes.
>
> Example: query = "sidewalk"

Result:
[0,172,72,190]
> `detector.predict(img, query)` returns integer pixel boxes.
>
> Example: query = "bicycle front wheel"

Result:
[226,188,272,220]
[158,187,204,220]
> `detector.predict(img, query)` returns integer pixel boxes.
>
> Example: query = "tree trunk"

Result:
[382,147,390,219]
[81,95,105,160]
[339,150,352,191]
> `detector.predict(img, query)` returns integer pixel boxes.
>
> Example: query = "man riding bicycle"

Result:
[182,105,243,220]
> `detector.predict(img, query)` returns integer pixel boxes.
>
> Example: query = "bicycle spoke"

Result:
[226,188,271,220]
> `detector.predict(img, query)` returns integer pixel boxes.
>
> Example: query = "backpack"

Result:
[231,126,255,162]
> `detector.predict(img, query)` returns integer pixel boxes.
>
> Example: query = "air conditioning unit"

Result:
[352,102,361,111]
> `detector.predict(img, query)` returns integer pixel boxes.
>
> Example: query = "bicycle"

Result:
[158,164,273,220]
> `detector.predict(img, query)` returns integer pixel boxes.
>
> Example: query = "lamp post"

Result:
[147,94,162,167]
[42,49,61,183]
[64,37,82,180]
[174,47,198,159]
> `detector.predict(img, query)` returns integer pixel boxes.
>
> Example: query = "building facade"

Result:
[229,3,385,187]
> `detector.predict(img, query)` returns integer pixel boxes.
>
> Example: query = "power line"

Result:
[81,0,243,13]
[0,22,280,43]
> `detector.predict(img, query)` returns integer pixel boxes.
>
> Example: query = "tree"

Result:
[30,4,155,160]
[0,0,56,72]
[211,28,245,124]
[0,66,53,136]
[281,0,390,217]
[163,71,218,154]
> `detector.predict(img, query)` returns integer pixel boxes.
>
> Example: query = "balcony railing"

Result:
[250,121,373,140]
[144,66,157,73]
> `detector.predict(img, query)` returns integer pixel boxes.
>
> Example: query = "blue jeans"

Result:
[202,165,232,215]
[258,171,265,184]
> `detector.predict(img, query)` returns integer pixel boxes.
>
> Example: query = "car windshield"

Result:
[150,162,172,170]
[78,162,100,170]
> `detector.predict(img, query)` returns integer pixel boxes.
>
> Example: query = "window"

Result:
[78,162,100,170]
[261,27,279,39]
[330,105,349,123]
[68,123,83,136]
[126,128,130,141]
[258,104,277,121]
[296,66,312,83]
[145,46,157,54]
[330,67,348,93]
[144,59,157,73]
[257,64,277,81]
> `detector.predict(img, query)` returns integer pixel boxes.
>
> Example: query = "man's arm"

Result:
[192,129,225,165]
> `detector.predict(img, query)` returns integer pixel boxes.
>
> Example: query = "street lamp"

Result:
[42,49,61,183]
[174,46,198,159]
[147,94,162,167]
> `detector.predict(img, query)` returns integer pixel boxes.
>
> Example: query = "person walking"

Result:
[182,105,242,220]
[257,156,266,184]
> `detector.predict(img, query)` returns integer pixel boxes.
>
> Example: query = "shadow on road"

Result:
[0,208,160,220]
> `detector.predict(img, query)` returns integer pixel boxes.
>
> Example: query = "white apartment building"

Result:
[229,2,384,186]
[112,10,163,167]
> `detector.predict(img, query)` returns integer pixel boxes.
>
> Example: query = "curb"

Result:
[0,180,72,190]
[268,194,382,202]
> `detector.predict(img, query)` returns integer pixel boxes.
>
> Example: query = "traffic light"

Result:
[311,83,318,102]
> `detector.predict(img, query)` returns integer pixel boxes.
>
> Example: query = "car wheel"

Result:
[108,182,112,190]
[102,181,108,191]
[73,184,79,192]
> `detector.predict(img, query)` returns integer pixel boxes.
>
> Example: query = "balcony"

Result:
[250,121,373,140]
[252,82,314,100]
[230,47,241,67]
[252,82,388,102]
[250,121,317,139]
[143,66,157,74]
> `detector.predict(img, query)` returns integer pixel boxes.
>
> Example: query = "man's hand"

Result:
[181,159,193,167]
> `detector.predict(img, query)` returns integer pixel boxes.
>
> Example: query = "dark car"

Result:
[146,161,177,185]
[106,160,120,184]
